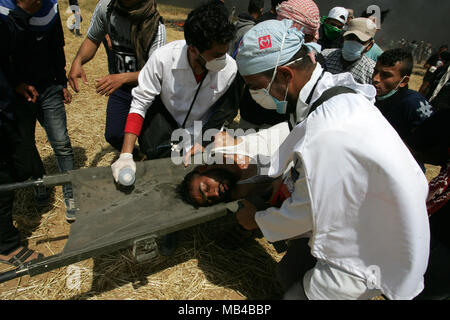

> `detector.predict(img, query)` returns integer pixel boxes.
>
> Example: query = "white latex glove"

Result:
[111,153,136,183]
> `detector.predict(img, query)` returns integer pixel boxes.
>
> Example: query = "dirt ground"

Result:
[0,1,441,300]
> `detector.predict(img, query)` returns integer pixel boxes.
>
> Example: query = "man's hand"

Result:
[111,153,136,184]
[95,74,126,96]
[62,87,72,104]
[68,61,88,93]
[17,0,42,15]
[15,83,39,103]
[236,199,259,230]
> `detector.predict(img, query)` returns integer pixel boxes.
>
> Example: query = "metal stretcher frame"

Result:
[0,158,236,283]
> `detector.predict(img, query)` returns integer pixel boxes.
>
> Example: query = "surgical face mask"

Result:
[250,83,289,114]
[200,54,227,72]
[377,76,407,101]
[249,57,303,114]
[342,40,366,62]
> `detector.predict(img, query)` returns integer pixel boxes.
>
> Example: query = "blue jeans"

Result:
[18,84,75,199]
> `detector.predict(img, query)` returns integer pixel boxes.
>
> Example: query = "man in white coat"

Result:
[232,19,430,300]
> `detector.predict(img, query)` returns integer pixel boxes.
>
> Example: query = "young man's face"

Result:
[324,17,345,30]
[189,169,236,207]
[372,61,408,96]
[198,42,229,63]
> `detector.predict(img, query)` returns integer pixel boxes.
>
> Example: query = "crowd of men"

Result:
[0,0,449,300]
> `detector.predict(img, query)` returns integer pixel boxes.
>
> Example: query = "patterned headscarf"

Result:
[276,0,321,40]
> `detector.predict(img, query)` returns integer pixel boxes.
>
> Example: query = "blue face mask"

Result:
[376,76,407,101]
[342,40,366,62]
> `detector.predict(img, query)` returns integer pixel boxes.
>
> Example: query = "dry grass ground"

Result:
[0,1,441,300]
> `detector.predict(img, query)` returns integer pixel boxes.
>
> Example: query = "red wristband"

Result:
[124,113,144,136]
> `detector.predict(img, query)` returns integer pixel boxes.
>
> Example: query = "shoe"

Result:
[34,186,50,207]
[65,198,77,223]
[159,233,178,256]
[75,29,82,37]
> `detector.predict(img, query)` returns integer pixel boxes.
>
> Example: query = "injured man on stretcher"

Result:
[177,123,291,211]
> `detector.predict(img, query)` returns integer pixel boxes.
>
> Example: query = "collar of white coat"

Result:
[295,64,377,124]
[295,63,325,123]
[269,68,377,178]
[172,41,191,70]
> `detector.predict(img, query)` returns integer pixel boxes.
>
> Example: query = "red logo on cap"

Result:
[258,35,272,50]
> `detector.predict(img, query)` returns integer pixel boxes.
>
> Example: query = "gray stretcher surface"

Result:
[0,158,236,283]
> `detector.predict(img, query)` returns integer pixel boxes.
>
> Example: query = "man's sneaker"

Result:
[65,198,77,223]
[159,233,178,256]
[34,186,50,207]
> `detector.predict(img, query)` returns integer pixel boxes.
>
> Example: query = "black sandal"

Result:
[1,247,44,268]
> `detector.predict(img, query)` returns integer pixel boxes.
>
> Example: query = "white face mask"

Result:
[249,57,303,114]
[200,54,227,72]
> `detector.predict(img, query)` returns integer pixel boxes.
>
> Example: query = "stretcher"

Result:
[0,158,236,283]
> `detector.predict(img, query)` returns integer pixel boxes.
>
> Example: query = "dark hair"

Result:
[378,48,414,76]
[271,0,284,9]
[176,169,200,208]
[439,45,448,50]
[248,0,264,14]
[360,9,390,25]
[184,2,236,52]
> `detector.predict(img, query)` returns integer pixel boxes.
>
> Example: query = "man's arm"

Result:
[68,37,101,92]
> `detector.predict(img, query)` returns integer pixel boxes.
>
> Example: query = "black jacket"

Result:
[5,6,67,92]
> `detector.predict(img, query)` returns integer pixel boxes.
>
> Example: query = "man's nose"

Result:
[207,188,219,198]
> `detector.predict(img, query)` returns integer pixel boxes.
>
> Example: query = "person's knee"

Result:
[104,131,124,151]
[50,138,74,158]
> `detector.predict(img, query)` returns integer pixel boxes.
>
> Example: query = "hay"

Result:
[0,1,441,300]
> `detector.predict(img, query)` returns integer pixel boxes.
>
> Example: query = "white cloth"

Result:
[303,260,382,300]
[129,40,238,137]
[207,122,291,166]
[256,71,430,300]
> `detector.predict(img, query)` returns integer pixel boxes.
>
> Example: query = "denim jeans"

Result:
[17,84,75,200]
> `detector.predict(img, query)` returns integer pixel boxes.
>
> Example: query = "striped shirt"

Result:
[322,48,376,85]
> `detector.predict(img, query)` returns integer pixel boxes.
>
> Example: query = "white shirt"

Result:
[129,40,237,136]
[253,70,430,300]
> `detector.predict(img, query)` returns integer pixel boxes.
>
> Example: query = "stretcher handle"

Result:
[0,173,71,193]
[0,267,28,283]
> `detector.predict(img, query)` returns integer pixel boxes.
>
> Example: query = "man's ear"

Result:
[364,40,374,53]
[277,66,294,83]
[399,75,410,88]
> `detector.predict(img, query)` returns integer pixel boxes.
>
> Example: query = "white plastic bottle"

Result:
[118,167,135,186]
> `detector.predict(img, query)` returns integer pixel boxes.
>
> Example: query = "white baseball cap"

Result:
[327,7,349,25]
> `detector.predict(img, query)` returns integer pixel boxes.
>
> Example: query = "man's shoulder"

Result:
[92,0,111,18]
[322,48,340,57]
[397,89,434,118]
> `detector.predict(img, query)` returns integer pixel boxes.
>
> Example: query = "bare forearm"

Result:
[121,71,139,86]
[121,132,138,154]
[73,37,100,66]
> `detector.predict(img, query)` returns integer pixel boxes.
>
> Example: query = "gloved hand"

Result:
[111,153,136,183]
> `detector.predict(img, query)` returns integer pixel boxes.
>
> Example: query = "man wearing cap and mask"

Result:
[317,7,348,50]
[322,17,376,84]
[228,19,430,300]
[236,0,323,130]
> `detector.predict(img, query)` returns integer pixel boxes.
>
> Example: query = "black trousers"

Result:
[0,104,44,254]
